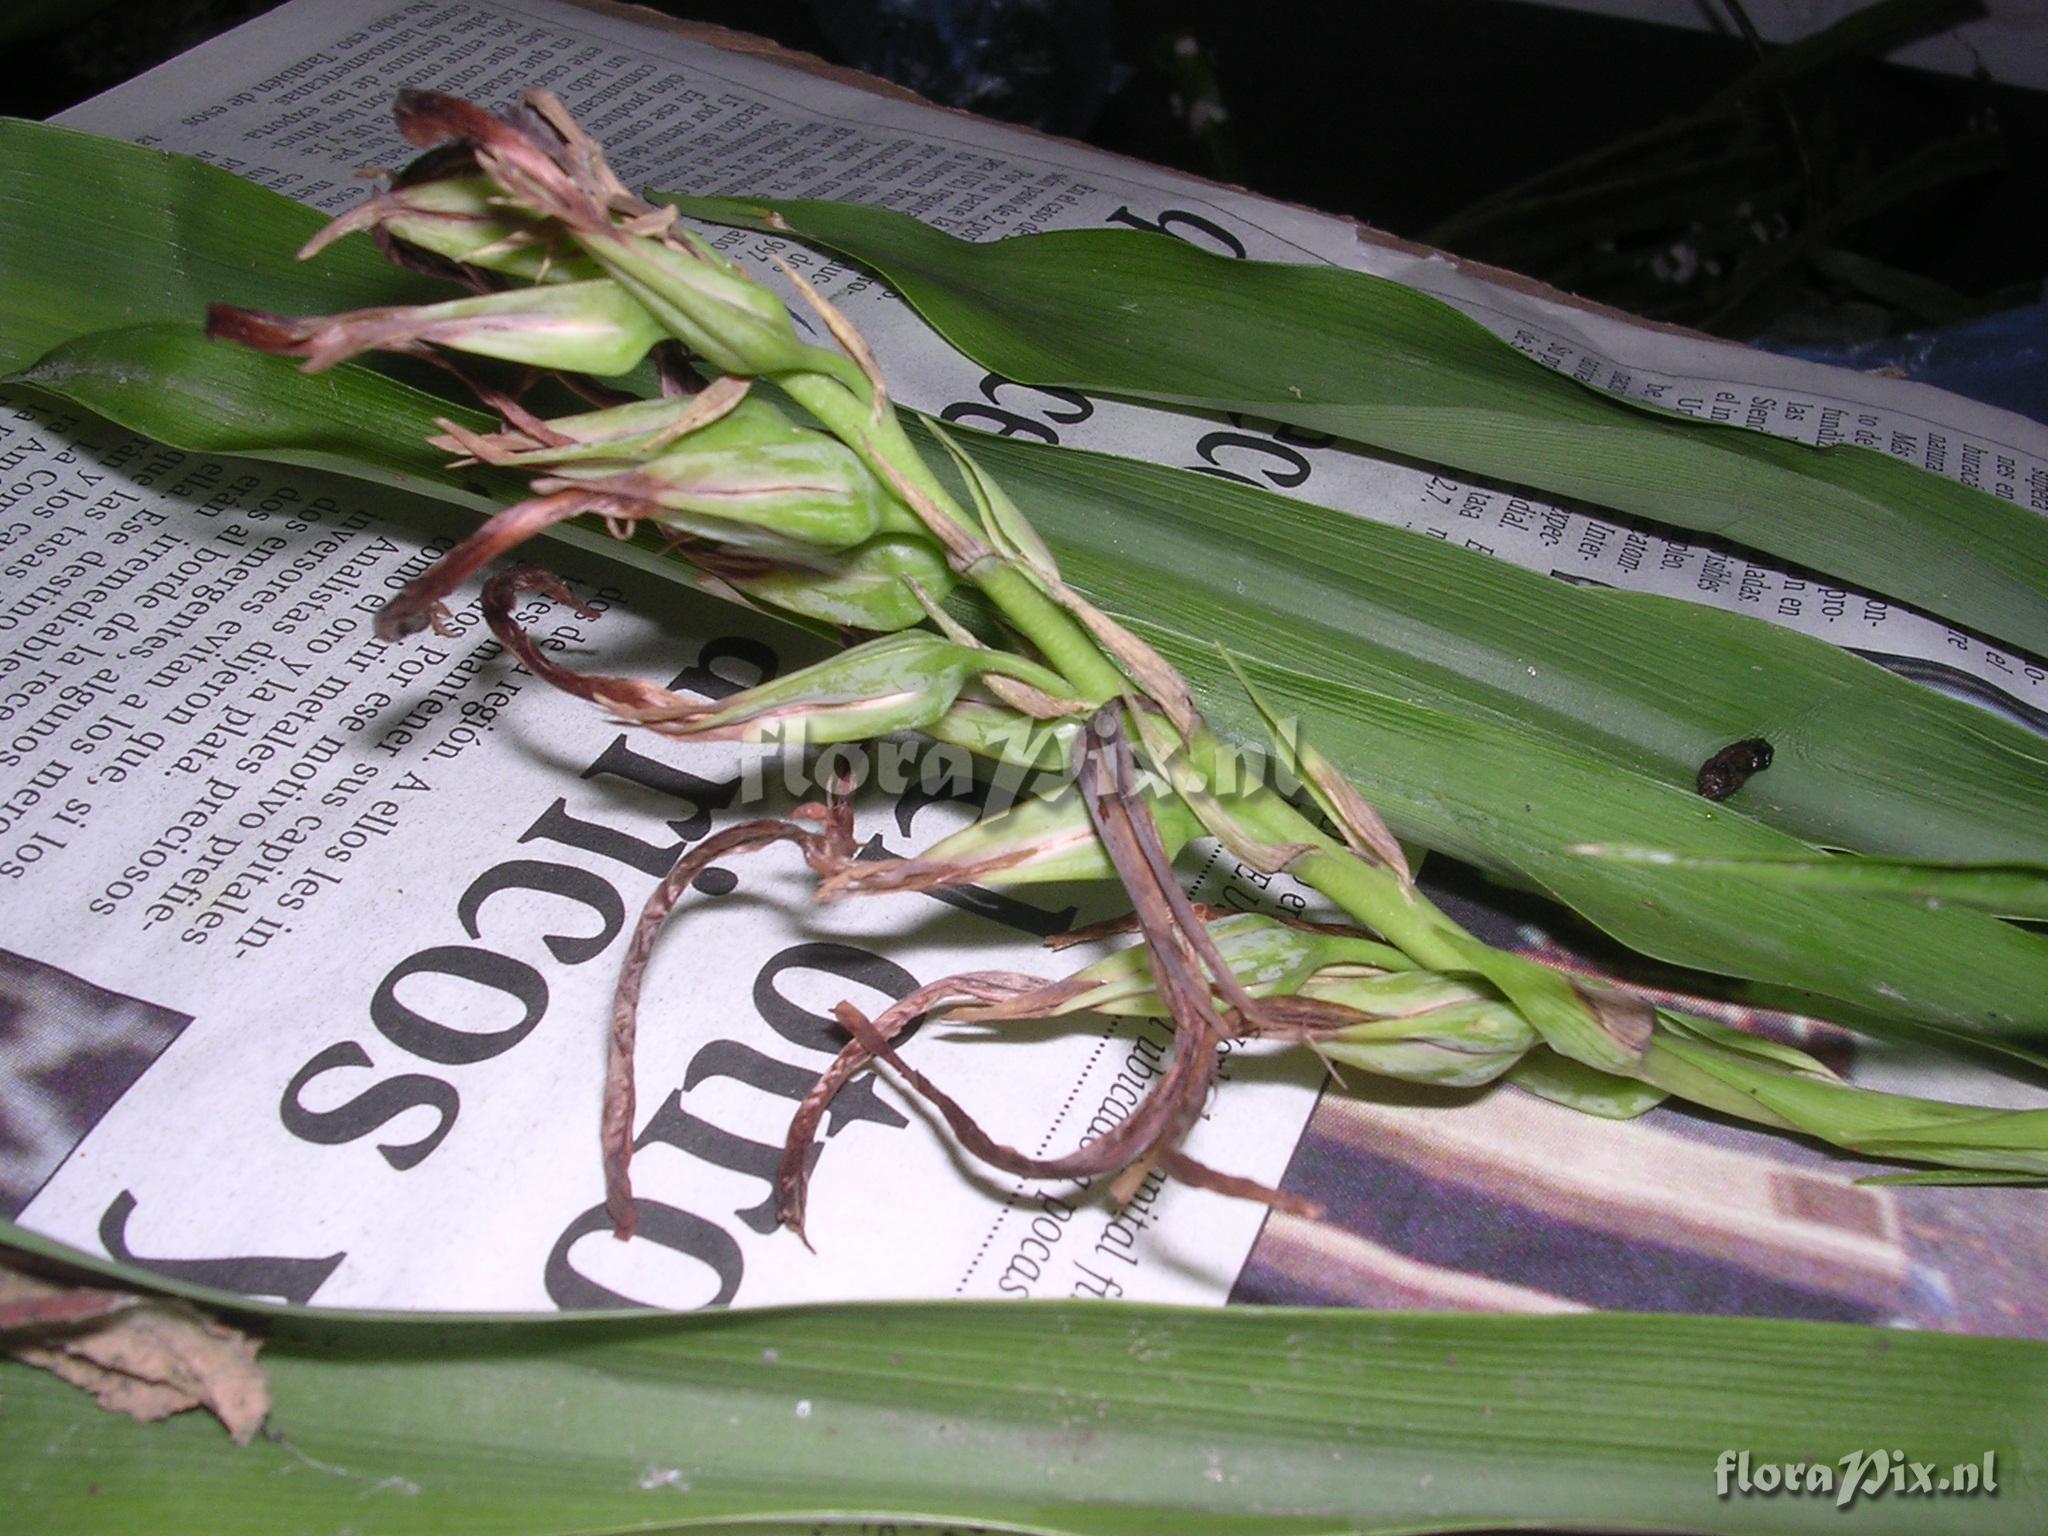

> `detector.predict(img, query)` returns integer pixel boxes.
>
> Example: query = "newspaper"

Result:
[3,0,2044,1326]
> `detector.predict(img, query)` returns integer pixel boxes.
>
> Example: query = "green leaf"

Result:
[17,321,503,501]
[951,429,2048,871]
[665,192,2048,658]
[23,315,2048,882]
[6,1222,2044,1535]
[0,119,443,374]
[1571,846,2048,918]
[1860,1168,2048,1186]
[11,118,2046,876]
[1172,642,2048,1041]
[1632,1016,2048,1174]
[15,326,2048,1050]
[9,124,2048,1047]
[1643,1025,2048,1176]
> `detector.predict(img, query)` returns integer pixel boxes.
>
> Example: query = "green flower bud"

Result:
[830,778,1205,895]
[580,227,812,378]
[924,700,1079,775]
[537,398,899,551]
[303,172,600,283]
[622,628,1071,747]
[728,532,955,631]
[208,279,663,376]
[1063,913,1408,1018]
[1304,970,1537,1087]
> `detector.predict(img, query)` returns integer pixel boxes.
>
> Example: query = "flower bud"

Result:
[923,700,1078,775]
[950,912,1406,1031]
[1303,970,1537,1087]
[579,227,814,378]
[1021,913,1401,1021]
[302,171,598,284]
[384,91,812,375]
[726,531,955,632]
[616,629,1068,747]
[207,278,663,376]
[534,397,901,552]
[826,779,1205,898]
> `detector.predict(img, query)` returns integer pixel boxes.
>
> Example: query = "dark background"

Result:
[7,0,2045,344]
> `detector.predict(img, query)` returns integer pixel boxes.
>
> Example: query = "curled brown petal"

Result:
[814,835,1069,902]
[375,490,655,642]
[1075,706,1263,1025]
[773,973,1050,1247]
[203,303,338,359]
[1155,1149,1323,1220]
[478,567,704,716]
[609,776,858,1240]
[393,89,514,153]
[920,975,1099,1025]
[605,817,817,1239]
[518,89,642,213]
[206,299,503,375]
[1042,902,1238,952]
[297,176,489,263]
[819,706,1298,1216]
[1236,993,1384,1039]
[393,88,611,235]
[835,1001,1216,1186]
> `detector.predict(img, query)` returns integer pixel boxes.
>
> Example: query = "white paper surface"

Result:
[4,0,2042,1315]
[0,394,1317,1310]
[62,0,2048,726]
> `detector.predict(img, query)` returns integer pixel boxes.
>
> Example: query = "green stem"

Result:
[779,369,1127,702]
[1178,727,1645,1075]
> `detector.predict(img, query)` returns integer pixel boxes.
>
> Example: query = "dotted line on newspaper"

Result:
[953,1025,1118,1293]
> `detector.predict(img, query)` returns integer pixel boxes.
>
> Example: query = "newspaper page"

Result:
[3,0,2043,1329]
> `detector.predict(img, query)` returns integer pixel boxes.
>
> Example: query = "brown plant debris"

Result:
[775,705,1322,1234]
[1,1264,268,1443]
[1695,736,1774,800]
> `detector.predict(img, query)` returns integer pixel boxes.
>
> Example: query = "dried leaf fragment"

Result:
[1,1265,268,1443]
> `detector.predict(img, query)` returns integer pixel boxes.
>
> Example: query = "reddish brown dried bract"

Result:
[773,706,1317,1238]
[203,303,317,356]
[598,782,857,1240]
[226,88,1342,1254]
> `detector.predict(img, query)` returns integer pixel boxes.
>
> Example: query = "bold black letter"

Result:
[100,1191,345,1305]
[544,1199,743,1311]
[458,858,625,964]
[279,1040,458,1170]
[371,945,547,1064]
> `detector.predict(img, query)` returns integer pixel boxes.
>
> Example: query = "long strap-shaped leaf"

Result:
[5,1223,2043,1535]
[664,192,2048,660]
[1575,848,2048,917]
[16,322,2048,1046]
[6,119,2044,868]
[0,119,441,372]
[7,124,2048,1046]
[21,318,2048,883]
[949,426,2048,868]
[1172,641,2048,1042]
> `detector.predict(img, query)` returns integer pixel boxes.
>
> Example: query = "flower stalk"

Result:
[214,88,2048,1244]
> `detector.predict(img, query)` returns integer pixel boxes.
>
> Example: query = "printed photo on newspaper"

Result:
[3,0,2045,1327]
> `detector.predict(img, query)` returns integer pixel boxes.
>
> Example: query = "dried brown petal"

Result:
[376,490,656,642]
[1156,1150,1323,1219]
[605,817,816,1237]
[1,1267,267,1443]
[774,973,1054,1246]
